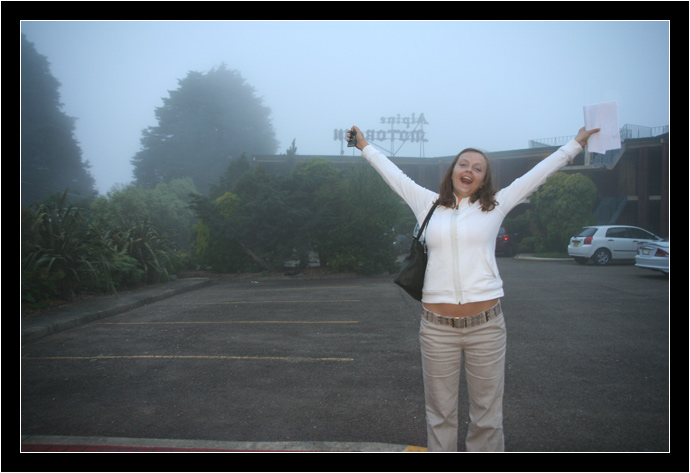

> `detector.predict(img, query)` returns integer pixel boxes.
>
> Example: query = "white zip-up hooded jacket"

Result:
[361,140,583,304]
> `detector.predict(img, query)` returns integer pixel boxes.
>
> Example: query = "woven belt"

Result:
[422,301,501,329]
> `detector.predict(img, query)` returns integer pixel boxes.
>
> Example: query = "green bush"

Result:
[199,158,406,275]
[89,178,198,251]
[507,173,597,254]
[107,217,180,284]
[192,192,252,272]
[21,193,109,301]
[314,164,403,274]
[516,234,545,254]
[22,191,184,306]
[21,267,65,308]
[530,172,597,252]
[108,252,144,288]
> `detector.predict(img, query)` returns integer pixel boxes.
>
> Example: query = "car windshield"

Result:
[575,227,597,237]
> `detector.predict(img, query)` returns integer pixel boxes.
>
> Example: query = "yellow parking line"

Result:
[22,355,353,362]
[403,445,428,452]
[203,285,362,292]
[160,299,360,305]
[101,321,358,325]
[232,299,360,303]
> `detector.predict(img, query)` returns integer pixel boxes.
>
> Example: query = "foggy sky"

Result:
[20,20,670,194]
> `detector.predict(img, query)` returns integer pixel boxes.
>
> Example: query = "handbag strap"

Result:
[414,202,439,242]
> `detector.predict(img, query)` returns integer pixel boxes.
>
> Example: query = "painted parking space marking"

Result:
[157,299,360,305]
[100,320,358,325]
[22,355,354,362]
[198,285,362,292]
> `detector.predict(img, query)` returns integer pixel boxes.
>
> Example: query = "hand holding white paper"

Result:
[583,102,621,154]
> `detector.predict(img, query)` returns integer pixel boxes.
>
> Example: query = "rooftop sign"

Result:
[334,113,429,156]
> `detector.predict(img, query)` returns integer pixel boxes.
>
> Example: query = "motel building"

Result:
[253,123,669,239]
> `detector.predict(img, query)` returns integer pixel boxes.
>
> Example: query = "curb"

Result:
[21,278,215,344]
[512,254,572,262]
[20,435,426,453]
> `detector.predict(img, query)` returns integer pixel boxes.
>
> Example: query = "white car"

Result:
[567,225,664,266]
[635,240,669,274]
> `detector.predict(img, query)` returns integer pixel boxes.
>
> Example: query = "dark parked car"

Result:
[495,226,514,256]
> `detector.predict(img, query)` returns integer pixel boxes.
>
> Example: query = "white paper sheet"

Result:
[583,102,621,154]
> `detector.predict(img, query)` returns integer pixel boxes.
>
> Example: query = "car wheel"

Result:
[592,248,612,266]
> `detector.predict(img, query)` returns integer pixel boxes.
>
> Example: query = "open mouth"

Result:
[460,175,473,184]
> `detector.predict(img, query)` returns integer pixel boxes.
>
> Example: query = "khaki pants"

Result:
[419,306,506,452]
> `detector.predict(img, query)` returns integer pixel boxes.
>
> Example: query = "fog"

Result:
[20,20,670,194]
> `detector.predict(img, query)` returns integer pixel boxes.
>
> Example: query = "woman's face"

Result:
[451,151,487,199]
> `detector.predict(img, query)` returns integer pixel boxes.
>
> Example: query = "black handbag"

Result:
[394,203,438,301]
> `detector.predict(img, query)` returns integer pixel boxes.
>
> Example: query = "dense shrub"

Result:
[192,192,252,272]
[21,191,183,306]
[506,172,597,254]
[89,178,198,251]
[196,158,406,274]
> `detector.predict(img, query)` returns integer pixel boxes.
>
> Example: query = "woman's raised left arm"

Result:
[495,127,600,215]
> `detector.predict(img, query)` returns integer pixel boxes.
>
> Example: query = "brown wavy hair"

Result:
[435,147,498,211]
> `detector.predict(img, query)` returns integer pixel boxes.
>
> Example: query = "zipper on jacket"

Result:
[450,205,463,304]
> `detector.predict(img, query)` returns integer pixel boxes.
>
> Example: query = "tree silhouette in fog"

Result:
[131,64,278,194]
[21,34,96,206]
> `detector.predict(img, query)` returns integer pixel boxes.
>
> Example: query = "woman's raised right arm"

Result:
[348,126,437,220]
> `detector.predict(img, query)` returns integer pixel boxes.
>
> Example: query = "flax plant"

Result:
[109,217,179,284]
[22,192,180,306]
[21,192,115,302]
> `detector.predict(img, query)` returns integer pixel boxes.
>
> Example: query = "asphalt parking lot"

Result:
[21,258,669,452]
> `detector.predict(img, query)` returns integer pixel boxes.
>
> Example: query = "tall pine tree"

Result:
[131,64,278,194]
[21,34,96,206]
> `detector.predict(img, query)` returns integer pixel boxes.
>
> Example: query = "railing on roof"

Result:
[528,135,575,148]
[528,124,668,148]
[619,124,669,140]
